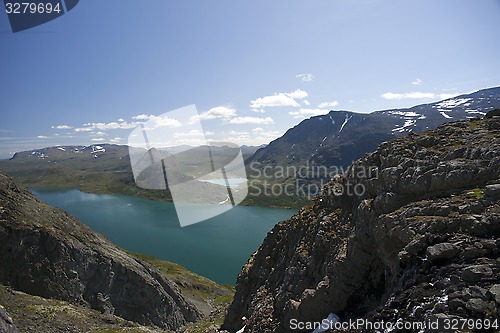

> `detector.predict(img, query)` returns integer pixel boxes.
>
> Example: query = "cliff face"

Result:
[224,116,500,332]
[0,173,201,330]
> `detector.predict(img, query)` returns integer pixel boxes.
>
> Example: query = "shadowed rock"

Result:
[0,173,201,330]
[224,116,500,332]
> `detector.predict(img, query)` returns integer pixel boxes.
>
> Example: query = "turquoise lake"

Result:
[31,189,295,285]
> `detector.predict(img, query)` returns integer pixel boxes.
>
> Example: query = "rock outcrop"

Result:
[224,115,500,332]
[0,305,18,333]
[0,173,201,330]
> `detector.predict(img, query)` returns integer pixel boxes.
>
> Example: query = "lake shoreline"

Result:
[27,183,305,209]
[31,188,296,285]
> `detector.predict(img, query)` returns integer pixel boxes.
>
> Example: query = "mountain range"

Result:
[0,144,261,204]
[1,87,500,209]
[248,86,500,172]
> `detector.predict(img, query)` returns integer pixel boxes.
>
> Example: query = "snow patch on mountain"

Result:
[388,111,420,117]
[385,110,426,120]
[439,111,453,119]
[465,110,486,115]
[392,119,416,133]
[434,98,471,109]
[30,151,47,159]
[339,114,352,133]
[91,145,106,154]
[329,114,336,126]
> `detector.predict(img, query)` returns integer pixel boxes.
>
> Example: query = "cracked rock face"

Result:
[224,116,500,333]
[0,173,201,330]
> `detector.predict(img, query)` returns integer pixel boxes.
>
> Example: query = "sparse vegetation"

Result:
[0,285,161,333]
[468,119,482,129]
[465,187,484,198]
[125,250,234,318]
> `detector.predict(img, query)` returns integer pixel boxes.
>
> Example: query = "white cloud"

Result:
[118,118,125,122]
[289,108,328,119]
[252,127,264,133]
[51,125,72,130]
[77,115,181,132]
[132,114,151,120]
[381,91,459,100]
[250,93,299,109]
[77,121,136,131]
[173,129,205,138]
[296,73,315,82]
[146,116,182,129]
[168,130,215,145]
[90,122,131,130]
[220,132,249,142]
[318,101,339,108]
[37,135,48,139]
[406,92,436,99]
[227,130,248,135]
[412,78,423,85]
[250,89,308,110]
[228,116,274,125]
[191,106,237,122]
[75,127,93,132]
[110,137,122,143]
[91,138,105,141]
[439,93,460,99]
[286,89,308,99]
[132,114,182,128]
[221,129,282,147]
[98,122,122,129]
[303,100,311,106]
[381,92,404,100]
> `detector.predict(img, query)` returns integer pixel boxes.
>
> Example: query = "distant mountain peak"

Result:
[249,86,500,173]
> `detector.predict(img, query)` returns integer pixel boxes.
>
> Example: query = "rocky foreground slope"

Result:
[223,113,500,332]
[0,172,202,331]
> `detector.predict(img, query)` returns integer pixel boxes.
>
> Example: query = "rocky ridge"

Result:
[223,114,500,332]
[0,172,201,331]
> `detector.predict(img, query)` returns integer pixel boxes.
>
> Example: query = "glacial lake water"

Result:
[31,188,295,284]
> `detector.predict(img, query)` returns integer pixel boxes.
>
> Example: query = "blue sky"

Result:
[1,0,500,158]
